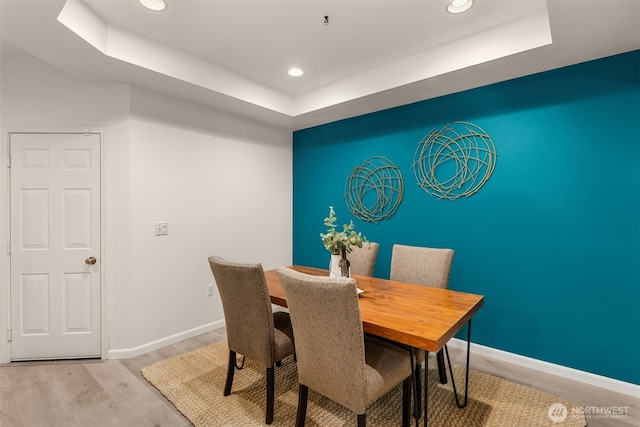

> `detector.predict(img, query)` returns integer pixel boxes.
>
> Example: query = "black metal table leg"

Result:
[444,319,472,408]
[409,348,420,427]
[423,350,428,427]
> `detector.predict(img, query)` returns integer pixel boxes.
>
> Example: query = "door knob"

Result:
[85,257,97,265]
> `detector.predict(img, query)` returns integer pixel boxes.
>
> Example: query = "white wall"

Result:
[126,88,292,352]
[0,53,292,360]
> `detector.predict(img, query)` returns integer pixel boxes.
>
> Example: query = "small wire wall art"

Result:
[413,122,497,200]
[345,156,404,223]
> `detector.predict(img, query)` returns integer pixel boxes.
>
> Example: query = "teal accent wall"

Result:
[292,50,640,385]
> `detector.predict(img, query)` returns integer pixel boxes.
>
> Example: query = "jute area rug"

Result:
[141,341,586,427]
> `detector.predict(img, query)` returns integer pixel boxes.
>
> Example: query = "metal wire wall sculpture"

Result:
[345,156,404,223]
[413,121,497,200]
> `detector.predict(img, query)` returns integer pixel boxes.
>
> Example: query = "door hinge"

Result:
[7,242,11,254]
[7,155,10,168]
[7,329,12,342]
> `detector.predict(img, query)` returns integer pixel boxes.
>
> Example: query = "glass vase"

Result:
[338,246,351,278]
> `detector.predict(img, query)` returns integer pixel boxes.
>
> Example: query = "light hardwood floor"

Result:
[0,327,637,427]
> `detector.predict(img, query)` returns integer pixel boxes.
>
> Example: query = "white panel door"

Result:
[10,133,101,360]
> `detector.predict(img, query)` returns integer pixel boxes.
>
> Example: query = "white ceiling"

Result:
[1,0,639,130]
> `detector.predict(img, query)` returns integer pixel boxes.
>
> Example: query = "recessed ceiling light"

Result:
[288,68,304,77]
[139,0,166,12]
[447,0,474,14]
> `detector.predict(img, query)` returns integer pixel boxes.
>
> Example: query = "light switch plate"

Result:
[155,221,169,236]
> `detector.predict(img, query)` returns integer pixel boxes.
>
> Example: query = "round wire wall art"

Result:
[345,156,404,223]
[413,121,497,200]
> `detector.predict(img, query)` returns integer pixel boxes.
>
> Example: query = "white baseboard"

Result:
[105,321,639,399]
[446,338,640,398]
[107,320,225,360]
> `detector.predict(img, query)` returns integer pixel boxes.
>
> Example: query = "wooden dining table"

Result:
[263,265,485,426]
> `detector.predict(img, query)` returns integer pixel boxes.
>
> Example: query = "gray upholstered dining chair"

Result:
[276,267,413,427]
[208,256,295,425]
[390,244,454,391]
[347,242,380,277]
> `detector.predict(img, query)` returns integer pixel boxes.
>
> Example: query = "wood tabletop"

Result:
[264,266,484,353]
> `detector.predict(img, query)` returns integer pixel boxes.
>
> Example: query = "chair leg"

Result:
[296,384,309,427]
[357,413,366,427]
[402,376,411,427]
[437,350,447,384]
[266,367,275,424]
[224,350,235,396]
